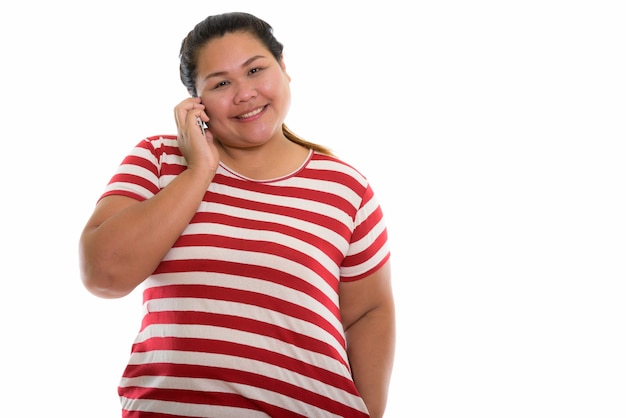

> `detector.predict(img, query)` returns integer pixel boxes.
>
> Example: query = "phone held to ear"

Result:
[192,94,208,136]
[197,117,207,136]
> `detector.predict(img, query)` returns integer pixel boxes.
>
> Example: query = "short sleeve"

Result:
[339,183,390,282]
[98,136,181,202]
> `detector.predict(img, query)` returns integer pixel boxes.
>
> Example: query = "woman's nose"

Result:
[234,80,257,103]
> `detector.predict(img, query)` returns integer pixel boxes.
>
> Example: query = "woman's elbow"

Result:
[79,262,133,299]
[78,244,135,299]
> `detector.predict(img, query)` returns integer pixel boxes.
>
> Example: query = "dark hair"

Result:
[179,12,332,155]
[180,12,283,97]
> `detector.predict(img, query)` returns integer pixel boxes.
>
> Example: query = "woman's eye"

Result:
[213,80,229,89]
[249,67,262,75]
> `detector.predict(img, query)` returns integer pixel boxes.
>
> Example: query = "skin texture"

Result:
[340,261,396,418]
[79,31,395,417]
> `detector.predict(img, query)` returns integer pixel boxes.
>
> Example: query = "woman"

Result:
[79,11,395,418]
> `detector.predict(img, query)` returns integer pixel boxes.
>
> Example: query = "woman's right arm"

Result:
[79,98,218,298]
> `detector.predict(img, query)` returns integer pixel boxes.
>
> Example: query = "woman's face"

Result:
[194,32,291,149]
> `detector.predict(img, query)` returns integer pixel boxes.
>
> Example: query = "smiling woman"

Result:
[78,11,395,418]
[181,14,334,158]
[2,1,625,417]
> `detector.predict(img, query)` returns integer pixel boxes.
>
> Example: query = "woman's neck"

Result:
[216,136,311,181]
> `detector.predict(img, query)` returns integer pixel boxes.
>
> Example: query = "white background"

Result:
[1,1,625,417]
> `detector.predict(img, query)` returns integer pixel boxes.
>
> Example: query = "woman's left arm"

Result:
[340,260,396,418]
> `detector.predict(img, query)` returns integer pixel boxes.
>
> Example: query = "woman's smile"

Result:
[235,105,267,120]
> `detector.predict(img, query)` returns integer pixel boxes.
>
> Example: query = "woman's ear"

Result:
[279,54,291,81]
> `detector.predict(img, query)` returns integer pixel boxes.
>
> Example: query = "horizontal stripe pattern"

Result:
[103,135,389,417]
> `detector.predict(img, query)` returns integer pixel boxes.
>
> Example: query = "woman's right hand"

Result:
[174,97,220,175]
[79,98,223,299]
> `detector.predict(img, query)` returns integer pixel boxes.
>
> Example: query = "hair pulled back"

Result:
[180,12,282,97]
[179,12,332,155]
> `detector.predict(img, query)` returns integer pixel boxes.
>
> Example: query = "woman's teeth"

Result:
[238,107,264,119]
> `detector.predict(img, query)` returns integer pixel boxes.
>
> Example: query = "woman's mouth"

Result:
[236,105,266,120]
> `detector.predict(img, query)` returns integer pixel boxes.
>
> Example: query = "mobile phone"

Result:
[192,93,208,136]
[197,117,207,136]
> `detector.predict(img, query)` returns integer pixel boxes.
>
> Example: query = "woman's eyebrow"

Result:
[203,55,267,81]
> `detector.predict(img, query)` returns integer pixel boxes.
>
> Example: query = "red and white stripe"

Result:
[101,135,389,417]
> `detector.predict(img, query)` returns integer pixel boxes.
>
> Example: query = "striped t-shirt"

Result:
[102,135,390,417]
